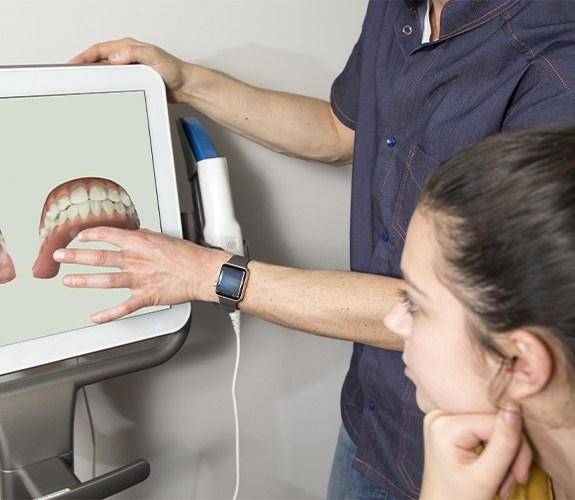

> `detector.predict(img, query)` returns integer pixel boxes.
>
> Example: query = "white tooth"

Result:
[58,211,68,225]
[78,200,90,219]
[120,191,132,207]
[40,227,49,238]
[70,186,89,204]
[90,200,102,216]
[0,234,5,246]
[89,184,107,201]
[114,202,126,216]
[57,196,71,211]
[126,205,136,217]
[102,200,115,216]
[44,214,53,228]
[48,203,60,219]
[67,204,79,220]
[50,218,58,229]
[40,236,46,245]
[108,188,121,203]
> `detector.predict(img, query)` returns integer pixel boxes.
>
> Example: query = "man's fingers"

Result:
[75,226,138,245]
[69,42,119,64]
[62,271,131,289]
[52,226,141,268]
[90,297,144,324]
[69,38,157,66]
[54,247,123,269]
[69,38,140,64]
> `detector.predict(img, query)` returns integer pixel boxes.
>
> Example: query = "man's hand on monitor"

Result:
[69,38,189,104]
[53,226,228,323]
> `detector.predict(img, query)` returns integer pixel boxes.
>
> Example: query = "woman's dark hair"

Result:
[419,123,575,382]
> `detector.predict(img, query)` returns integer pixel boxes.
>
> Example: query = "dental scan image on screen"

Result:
[0,65,189,373]
[0,86,176,362]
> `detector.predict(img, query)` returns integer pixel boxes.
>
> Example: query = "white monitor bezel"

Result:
[0,64,191,375]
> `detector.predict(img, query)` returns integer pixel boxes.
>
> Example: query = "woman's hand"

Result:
[420,402,532,500]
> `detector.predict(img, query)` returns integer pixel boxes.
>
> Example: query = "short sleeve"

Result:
[331,37,362,130]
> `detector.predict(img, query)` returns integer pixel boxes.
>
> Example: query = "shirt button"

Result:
[402,25,413,36]
[368,401,375,411]
[381,231,389,242]
[386,136,396,148]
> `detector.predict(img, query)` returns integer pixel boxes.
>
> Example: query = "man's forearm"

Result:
[237,261,405,350]
[179,64,354,166]
[55,227,404,350]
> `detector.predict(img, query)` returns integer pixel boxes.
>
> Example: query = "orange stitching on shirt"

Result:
[407,161,424,191]
[391,142,417,240]
[441,0,518,39]
[330,90,357,125]
[409,41,447,98]
[354,456,419,500]
[378,132,404,196]
[408,5,423,39]
[505,20,570,90]
[341,383,361,443]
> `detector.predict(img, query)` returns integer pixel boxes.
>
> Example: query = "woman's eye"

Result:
[399,289,419,313]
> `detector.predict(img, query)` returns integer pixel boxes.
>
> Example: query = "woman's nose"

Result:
[384,300,412,340]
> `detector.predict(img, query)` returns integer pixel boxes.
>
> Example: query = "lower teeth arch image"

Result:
[32,177,140,279]
[0,230,16,284]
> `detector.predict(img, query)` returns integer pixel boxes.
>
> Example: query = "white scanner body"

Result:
[196,156,245,257]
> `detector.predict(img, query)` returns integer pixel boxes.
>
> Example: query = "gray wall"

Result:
[2,1,368,498]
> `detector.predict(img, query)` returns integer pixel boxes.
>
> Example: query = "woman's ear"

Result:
[501,329,554,401]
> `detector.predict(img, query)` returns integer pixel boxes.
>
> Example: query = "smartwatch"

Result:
[214,255,251,310]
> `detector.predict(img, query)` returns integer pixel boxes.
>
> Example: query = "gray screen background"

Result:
[0,91,163,347]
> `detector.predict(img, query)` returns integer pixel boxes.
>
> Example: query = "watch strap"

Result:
[226,254,251,269]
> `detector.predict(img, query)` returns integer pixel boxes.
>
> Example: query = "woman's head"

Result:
[385,123,575,414]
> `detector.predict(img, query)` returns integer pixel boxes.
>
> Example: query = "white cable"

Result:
[229,310,242,500]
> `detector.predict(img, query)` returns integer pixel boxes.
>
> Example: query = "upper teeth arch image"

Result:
[32,177,140,279]
[0,230,16,284]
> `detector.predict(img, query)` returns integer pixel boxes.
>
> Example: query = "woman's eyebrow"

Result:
[400,268,429,298]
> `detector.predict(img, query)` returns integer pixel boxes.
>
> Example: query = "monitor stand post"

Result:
[0,324,189,499]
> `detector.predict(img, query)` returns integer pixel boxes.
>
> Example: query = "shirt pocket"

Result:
[391,142,440,240]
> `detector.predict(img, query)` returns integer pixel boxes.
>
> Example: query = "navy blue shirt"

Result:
[331,0,575,497]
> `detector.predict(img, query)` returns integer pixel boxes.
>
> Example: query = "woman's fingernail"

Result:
[53,249,64,261]
[502,401,521,426]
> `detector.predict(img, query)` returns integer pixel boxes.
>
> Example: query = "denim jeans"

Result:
[327,425,397,500]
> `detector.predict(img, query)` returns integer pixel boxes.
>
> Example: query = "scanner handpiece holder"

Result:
[179,117,246,258]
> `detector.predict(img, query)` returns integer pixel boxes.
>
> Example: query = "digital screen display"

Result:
[216,265,246,300]
[0,90,167,348]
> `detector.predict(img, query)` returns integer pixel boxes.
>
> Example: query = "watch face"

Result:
[215,264,247,300]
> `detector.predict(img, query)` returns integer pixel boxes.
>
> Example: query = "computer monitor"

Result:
[0,64,191,375]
